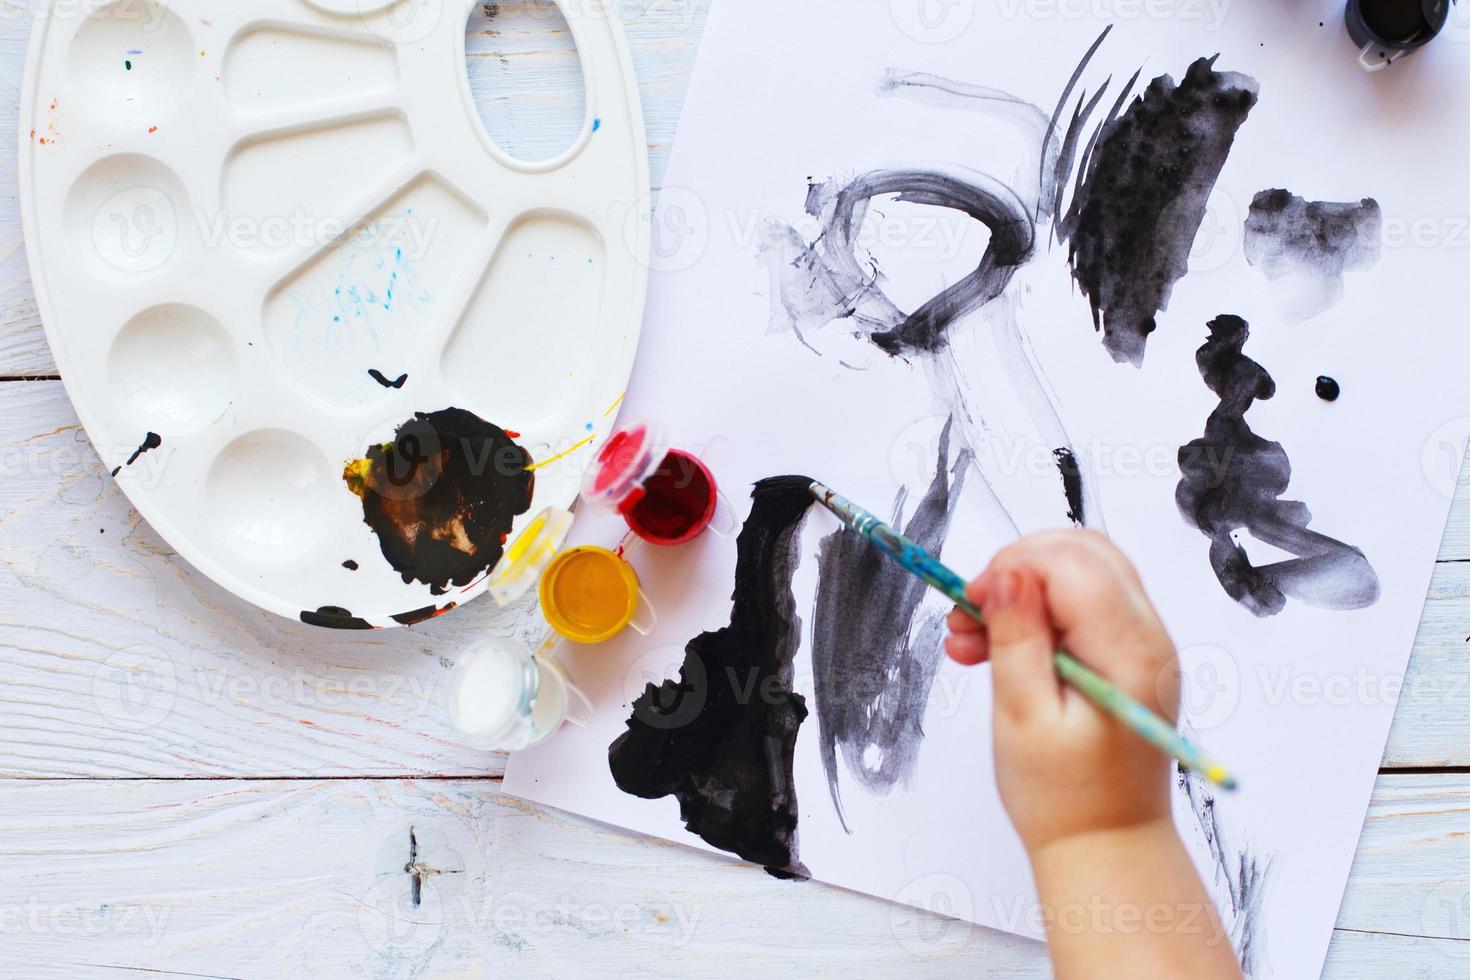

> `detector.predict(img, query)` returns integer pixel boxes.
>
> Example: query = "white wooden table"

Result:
[2,3,1469,976]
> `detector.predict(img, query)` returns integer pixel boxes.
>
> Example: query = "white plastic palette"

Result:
[20,0,650,628]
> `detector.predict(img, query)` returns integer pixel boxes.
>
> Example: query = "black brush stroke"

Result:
[762,169,1034,356]
[1053,447,1085,527]
[609,475,815,879]
[1057,57,1259,366]
[1179,764,1272,977]
[301,606,374,630]
[1176,315,1380,616]
[810,421,971,830]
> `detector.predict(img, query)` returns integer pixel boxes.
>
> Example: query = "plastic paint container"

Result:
[1345,0,1448,53]
[582,422,734,545]
[447,638,588,751]
[539,545,657,643]
[486,506,576,607]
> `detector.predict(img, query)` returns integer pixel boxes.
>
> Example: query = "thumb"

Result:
[982,567,1061,720]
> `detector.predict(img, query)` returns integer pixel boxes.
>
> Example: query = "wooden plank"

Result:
[0,0,712,378]
[1,379,1467,776]
[0,773,1460,978]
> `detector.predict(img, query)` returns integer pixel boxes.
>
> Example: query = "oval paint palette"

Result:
[20,0,649,627]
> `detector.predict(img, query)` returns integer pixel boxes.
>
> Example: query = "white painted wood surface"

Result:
[2,2,1468,977]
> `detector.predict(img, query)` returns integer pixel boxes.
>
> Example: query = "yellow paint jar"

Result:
[539,545,656,644]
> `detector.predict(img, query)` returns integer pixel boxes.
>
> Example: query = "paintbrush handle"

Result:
[809,482,1237,791]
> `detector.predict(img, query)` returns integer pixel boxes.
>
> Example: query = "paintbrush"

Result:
[808,481,1237,791]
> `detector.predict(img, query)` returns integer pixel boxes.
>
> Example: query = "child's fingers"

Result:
[945,632,989,666]
[983,566,1061,719]
[947,605,983,634]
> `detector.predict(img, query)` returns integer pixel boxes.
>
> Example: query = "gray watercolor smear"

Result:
[759,168,1035,356]
[1179,762,1272,977]
[1177,315,1380,616]
[809,419,971,830]
[1055,56,1259,366]
[1244,189,1382,323]
[758,56,1116,533]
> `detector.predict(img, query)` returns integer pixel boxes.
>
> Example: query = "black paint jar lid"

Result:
[1346,0,1450,52]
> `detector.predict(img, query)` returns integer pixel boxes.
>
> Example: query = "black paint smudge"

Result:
[1176,315,1380,616]
[110,432,162,477]
[344,408,535,596]
[369,369,409,389]
[811,422,970,830]
[391,603,456,626]
[1053,447,1085,526]
[1315,376,1341,402]
[759,169,1034,356]
[1243,189,1381,322]
[608,475,815,879]
[1179,763,1272,977]
[1056,56,1258,366]
[342,560,359,571]
[301,606,374,630]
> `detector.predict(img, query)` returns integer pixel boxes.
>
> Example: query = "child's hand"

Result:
[945,529,1180,854]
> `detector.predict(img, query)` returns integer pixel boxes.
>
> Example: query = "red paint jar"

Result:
[582,423,734,545]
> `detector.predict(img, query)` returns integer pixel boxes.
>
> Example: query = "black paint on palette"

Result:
[301,606,374,630]
[608,475,815,879]
[810,422,970,830]
[1176,315,1380,617]
[368,369,410,390]
[344,408,535,596]
[1056,56,1258,366]
[1243,189,1381,322]
[111,431,162,477]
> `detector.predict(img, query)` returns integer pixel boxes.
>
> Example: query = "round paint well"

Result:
[539,545,639,643]
[205,430,336,563]
[108,304,238,434]
[69,1,195,127]
[621,449,718,545]
[64,154,189,280]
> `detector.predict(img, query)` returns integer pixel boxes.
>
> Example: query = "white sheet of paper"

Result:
[505,3,1470,975]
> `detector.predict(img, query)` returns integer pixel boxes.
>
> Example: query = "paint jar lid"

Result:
[486,507,575,607]
[580,420,668,509]
[447,638,540,748]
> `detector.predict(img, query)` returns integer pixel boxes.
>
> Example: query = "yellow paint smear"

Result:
[525,433,595,472]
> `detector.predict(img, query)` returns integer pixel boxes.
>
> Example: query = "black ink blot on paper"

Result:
[344,408,535,596]
[1059,57,1258,366]
[811,422,970,830]
[1176,315,1380,616]
[1244,189,1381,322]
[609,475,815,879]
[1315,376,1341,402]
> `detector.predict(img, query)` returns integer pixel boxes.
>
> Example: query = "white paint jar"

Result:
[448,638,585,752]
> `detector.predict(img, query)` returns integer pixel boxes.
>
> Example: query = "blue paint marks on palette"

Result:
[593,117,602,132]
